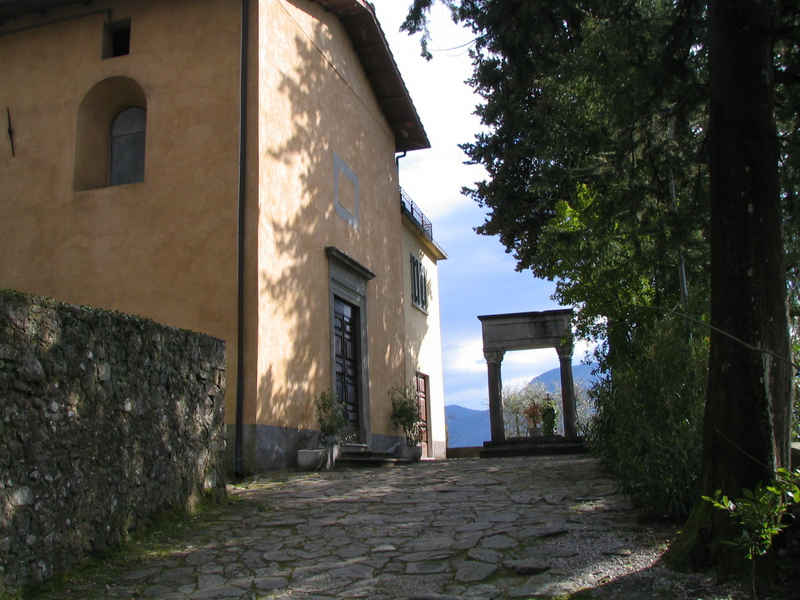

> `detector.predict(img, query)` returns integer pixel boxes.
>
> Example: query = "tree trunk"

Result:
[668,0,792,575]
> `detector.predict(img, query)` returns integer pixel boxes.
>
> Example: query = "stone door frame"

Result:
[478,309,577,443]
[327,246,374,446]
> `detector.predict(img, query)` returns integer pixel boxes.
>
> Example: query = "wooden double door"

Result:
[415,372,431,458]
[334,297,360,436]
[333,297,432,455]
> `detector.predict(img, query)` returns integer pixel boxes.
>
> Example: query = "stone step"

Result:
[336,451,412,467]
[480,439,588,458]
[336,445,416,467]
[482,435,584,447]
[338,442,370,454]
[335,454,413,467]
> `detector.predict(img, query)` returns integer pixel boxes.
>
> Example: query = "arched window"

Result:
[110,107,145,185]
[74,77,146,190]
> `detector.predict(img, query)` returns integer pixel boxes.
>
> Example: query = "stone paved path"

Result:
[37,456,747,599]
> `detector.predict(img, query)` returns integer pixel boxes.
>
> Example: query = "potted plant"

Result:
[297,390,346,471]
[541,395,557,437]
[389,383,423,461]
[523,401,542,435]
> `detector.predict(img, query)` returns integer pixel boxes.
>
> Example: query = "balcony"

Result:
[400,188,447,260]
[400,188,433,240]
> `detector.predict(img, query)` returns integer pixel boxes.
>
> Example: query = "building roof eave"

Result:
[314,0,430,152]
[0,0,85,20]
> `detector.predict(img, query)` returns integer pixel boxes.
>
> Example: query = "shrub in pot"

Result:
[542,396,557,437]
[389,383,423,460]
[297,390,346,471]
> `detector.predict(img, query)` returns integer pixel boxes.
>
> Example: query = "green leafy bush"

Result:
[389,383,423,447]
[314,390,347,443]
[704,469,800,561]
[541,398,557,436]
[793,383,799,443]
[704,468,800,599]
[792,321,799,442]
[587,318,708,519]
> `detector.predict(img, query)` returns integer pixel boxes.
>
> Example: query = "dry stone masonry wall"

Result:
[0,289,226,592]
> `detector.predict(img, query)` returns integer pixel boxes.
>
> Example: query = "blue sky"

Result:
[372,2,594,410]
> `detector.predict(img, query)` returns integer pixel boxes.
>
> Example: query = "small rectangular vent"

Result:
[103,19,131,58]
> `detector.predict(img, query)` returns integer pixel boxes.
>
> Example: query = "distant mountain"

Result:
[446,363,599,448]
[528,362,598,392]
[445,404,490,448]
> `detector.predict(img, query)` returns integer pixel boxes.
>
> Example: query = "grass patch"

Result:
[20,493,229,599]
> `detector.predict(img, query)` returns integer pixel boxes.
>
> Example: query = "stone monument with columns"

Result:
[478,309,577,443]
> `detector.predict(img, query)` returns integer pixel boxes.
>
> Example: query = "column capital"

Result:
[556,340,574,360]
[483,350,505,364]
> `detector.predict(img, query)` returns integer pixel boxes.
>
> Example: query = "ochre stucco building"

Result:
[0,0,448,472]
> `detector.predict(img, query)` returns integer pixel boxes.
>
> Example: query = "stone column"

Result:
[484,350,506,443]
[556,341,577,439]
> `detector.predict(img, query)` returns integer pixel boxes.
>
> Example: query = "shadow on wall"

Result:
[251,7,425,461]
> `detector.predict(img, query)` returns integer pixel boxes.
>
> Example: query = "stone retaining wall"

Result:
[0,290,226,591]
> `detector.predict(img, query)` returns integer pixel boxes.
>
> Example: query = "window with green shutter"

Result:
[410,254,428,311]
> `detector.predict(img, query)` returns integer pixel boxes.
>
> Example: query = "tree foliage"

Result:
[704,468,800,599]
[403,0,714,339]
[589,316,708,519]
[402,0,797,337]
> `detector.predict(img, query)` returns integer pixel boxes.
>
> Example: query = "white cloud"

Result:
[445,384,489,410]
[573,338,598,363]
[504,348,558,369]
[437,241,514,274]
[373,1,487,223]
[399,154,484,222]
[443,336,486,374]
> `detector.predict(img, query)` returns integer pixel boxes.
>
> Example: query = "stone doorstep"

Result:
[336,445,415,467]
[339,443,370,454]
[479,439,588,458]
[336,455,414,467]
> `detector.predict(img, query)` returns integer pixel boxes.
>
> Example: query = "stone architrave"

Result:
[478,309,577,443]
[484,350,506,443]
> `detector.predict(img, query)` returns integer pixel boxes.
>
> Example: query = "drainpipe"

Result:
[395,150,409,390]
[234,0,249,479]
[395,151,407,204]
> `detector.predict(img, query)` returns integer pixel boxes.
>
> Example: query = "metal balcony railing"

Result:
[400,188,434,243]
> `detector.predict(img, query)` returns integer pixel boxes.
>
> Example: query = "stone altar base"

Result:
[480,435,587,458]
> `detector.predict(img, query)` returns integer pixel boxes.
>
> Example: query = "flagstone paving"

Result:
[34,455,749,599]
